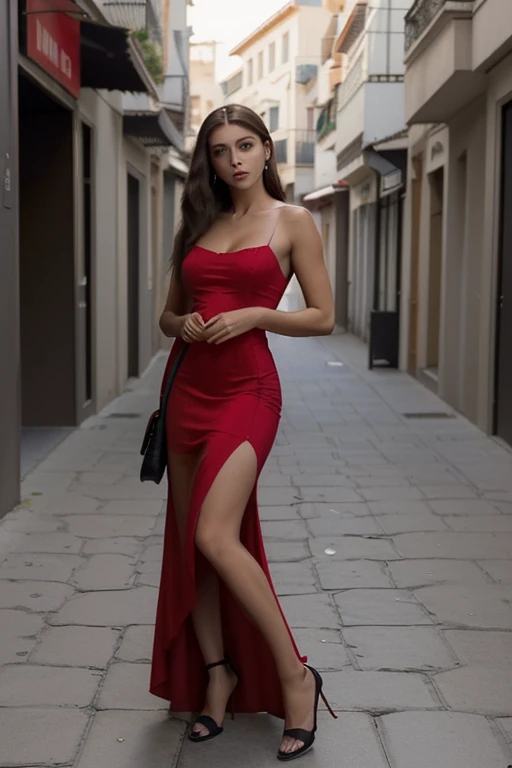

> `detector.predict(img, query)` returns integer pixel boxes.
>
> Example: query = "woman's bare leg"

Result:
[194,442,316,755]
[168,452,238,736]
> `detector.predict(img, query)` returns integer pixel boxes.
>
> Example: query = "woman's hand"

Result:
[180,312,205,343]
[203,307,263,344]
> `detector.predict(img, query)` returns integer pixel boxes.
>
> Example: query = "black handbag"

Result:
[140,342,190,483]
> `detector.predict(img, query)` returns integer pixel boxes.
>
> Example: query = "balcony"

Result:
[405,0,473,52]
[404,0,486,123]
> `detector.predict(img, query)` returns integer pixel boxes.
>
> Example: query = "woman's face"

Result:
[208,121,270,190]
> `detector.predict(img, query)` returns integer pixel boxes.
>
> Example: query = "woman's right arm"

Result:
[159,273,190,338]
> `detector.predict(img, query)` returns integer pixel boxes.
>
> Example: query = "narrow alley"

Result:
[1,330,512,768]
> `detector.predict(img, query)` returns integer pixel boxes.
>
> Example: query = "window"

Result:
[269,42,276,72]
[247,58,253,86]
[282,32,289,63]
[269,105,279,132]
[258,51,264,80]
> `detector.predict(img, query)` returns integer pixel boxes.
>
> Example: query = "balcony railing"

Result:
[295,130,316,164]
[405,0,473,52]
[272,130,316,166]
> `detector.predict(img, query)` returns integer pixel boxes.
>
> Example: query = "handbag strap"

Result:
[160,342,190,411]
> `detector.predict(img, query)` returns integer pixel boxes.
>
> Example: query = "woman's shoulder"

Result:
[274,203,315,235]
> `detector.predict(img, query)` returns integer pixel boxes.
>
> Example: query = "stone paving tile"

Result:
[392,531,512,559]
[412,584,512,628]
[441,629,512,668]
[115,626,154,662]
[82,537,144,556]
[315,560,393,590]
[50,586,158,626]
[299,501,373,518]
[310,536,399,561]
[30,626,120,668]
[0,579,74,610]
[444,515,512,531]
[377,512,449,533]
[258,487,301,506]
[428,499,503,516]
[279,593,341,629]
[368,500,434,516]
[379,711,512,768]
[269,561,318,595]
[498,717,512,745]
[0,531,83,554]
[0,552,81,581]
[435,667,512,713]
[306,515,383,536]
[323,669,440,711]
[65,514,156,538]
[293,628,350,670]
[101,500,164,516]
[21,493,101,515]
[299,487,363,503]
[477,559,512,583]
[258,505,302,521]
[98,662,166,710]
[261,520,310,540]
[0,609,45,664]
[70,554,137,590]
[76,711,185,768]
[343,626,457,671]
[335,589,433,626]
[0,707,89,766]
[388,559,491,588]
[265,541,310,562]
[0,665,101,706]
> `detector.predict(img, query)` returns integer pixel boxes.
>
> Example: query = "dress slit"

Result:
[149,430,305,718]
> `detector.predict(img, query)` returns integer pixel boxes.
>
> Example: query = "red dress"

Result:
[149,239,305,719]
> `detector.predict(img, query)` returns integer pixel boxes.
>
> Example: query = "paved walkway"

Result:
[1,327,512,768]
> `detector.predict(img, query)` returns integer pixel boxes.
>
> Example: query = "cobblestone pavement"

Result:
[1,327,512,768]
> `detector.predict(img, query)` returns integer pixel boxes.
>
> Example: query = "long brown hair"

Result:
[171,104,286,275]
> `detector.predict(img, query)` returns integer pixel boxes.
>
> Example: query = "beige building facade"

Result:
[220,0,332,202]
[401,0,512,445]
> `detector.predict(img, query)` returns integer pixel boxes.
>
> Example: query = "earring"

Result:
[213,173,217,184]
[264,163,268,171]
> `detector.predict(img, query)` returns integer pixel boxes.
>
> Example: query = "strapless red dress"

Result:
[149,242,305,719]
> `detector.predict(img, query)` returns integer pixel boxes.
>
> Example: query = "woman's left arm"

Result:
[257,206,335,337]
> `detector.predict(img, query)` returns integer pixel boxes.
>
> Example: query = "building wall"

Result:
[0,0,20,519]
[478,52,512,432]
[79,89,125,410]
[402,4,512,437]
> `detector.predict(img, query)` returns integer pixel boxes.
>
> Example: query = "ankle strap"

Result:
[205,657,230,671]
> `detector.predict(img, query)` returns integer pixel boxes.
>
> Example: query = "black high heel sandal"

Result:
[277,664,337,762]
[188,657,239,743]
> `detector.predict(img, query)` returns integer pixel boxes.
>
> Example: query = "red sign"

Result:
[27,0,81,99]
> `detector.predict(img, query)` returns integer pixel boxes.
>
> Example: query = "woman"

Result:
[150,104,336,761]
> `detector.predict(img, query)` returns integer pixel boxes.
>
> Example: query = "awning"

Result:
[123,110,180,148]
[168,152,189,178]
[303,181,348,203]
[80,21,155,93]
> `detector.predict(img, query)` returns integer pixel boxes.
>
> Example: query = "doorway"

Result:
[127,173,140,378]
[425,166,444,377]
[18,73,76,474]
[78,122,93,414]
[495,101,512,445]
